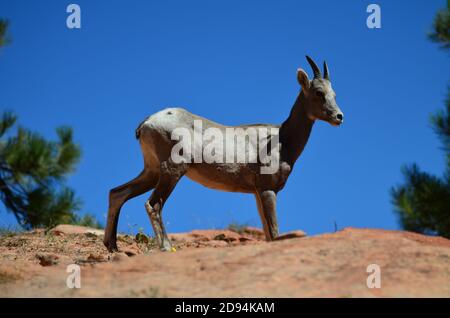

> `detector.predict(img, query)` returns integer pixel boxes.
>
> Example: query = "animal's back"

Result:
[136,107,194,138]
[134,107,281,193]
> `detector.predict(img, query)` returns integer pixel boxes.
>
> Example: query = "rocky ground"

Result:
[0,224,449,297]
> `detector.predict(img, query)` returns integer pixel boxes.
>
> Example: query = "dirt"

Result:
[0,225,449,297]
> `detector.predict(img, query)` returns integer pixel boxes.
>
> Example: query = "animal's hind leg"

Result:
[145,160,186,251]
[104,169,158,252]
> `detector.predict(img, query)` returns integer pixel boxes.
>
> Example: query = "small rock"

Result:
[122,248,138,257]
[85,232,98,239]
[36,253,59,266]
[213,233,227,241]
[118,235,134,244]
[213,232,237,242]
[202,240,229,248]
[112,252,129,262]
[87,253,106,262]
[49,224,104,236]
[242,227,265,240]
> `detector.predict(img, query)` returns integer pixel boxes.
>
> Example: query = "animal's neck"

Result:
[279,91,315,167]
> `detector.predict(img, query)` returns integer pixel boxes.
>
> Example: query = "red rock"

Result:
[50,224,104,237]
[35,253,59,266]
[3,227,450,297]
[241,226,265,239]
[87,254,107,262]
[169,229,243,243]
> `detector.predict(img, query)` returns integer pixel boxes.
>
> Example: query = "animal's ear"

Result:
[297,68,310,92]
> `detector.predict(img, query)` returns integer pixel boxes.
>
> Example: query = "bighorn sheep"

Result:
[104,56,344,252]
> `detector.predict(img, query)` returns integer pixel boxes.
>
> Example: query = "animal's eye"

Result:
[315,91,325,99]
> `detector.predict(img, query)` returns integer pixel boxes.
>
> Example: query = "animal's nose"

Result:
[336,113,344,121]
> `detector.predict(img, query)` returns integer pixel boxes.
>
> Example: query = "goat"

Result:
[104,56,344,252]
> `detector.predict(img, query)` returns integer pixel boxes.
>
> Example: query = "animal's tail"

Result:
[135,117,149,139]
[135,127,141,139]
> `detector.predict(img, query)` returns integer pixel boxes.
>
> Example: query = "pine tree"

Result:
[0,112,84,228]
[429,0,450,49]
[0,19,10,49]
[391,1,450,238]
[0,19,101,229]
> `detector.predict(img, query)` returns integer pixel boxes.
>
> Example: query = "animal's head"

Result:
[297,55,344,126]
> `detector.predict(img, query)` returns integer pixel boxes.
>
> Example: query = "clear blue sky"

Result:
[0,0,448,236]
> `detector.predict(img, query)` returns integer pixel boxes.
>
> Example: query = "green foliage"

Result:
[392,92,450,238]
[73,213,103,229]
[428,0,450,49]
[391,164,450,237]
[0,18,100,230]
[391,3,450,238]
[0,19,11,49]
[430,91,450,154]
[227,221,249,234]
[0,111,85,229]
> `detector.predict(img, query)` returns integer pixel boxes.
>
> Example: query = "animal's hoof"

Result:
[274,230,307,241]
[104,239,119,253]
[159,241,174,252]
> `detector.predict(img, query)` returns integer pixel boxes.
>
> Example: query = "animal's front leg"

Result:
[255,190,279,241]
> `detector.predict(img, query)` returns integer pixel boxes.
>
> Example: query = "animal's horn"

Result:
[306,55,321,79]
[323,61,329,80]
